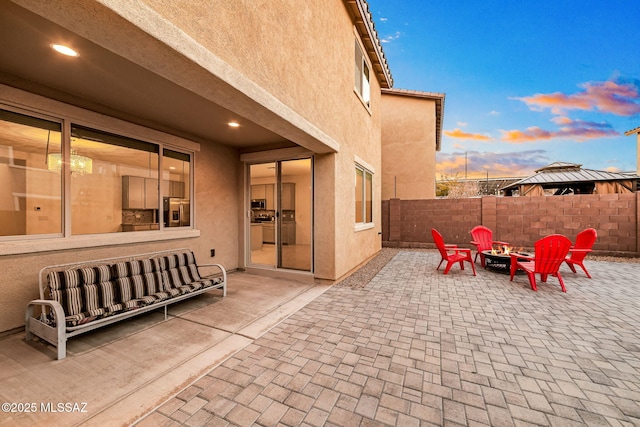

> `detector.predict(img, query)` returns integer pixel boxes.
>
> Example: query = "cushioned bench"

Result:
[25,248,226,359]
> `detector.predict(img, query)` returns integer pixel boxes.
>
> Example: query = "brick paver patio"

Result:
[138,251,640,426]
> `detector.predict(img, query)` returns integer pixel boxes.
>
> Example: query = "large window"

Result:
[355,164,373,224]
[354,39,371,106]
[0,110,62,237]
[0,107,193,240]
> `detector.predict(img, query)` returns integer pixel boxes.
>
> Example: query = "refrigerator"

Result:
[163,197,190,227]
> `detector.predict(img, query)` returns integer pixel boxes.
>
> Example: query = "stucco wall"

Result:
[141,0,358,144]
[381,94,437,200]
[138,0,384,279]
[382,194,640,255]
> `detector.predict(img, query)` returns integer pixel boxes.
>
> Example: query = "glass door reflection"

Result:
[249,163,276,267]
[248,158,312,272]
[278,158,312,271]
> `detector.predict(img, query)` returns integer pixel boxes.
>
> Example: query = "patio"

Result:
[2,250,640,426]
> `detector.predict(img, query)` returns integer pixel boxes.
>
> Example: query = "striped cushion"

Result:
[157,252,196,271]
[50,286,83,317]
[79,265,112,285]
[47,251,214,327]
[48,268,89,316]
[48,269,82,290]
[111,259,160,279]
[162,265,201,290]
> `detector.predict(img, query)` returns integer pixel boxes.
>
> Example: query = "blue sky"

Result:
[366,0,640,179]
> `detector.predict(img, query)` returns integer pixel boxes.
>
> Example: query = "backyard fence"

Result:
[382,193,640,256]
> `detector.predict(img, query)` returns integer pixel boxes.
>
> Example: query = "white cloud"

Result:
[381,31,401,43]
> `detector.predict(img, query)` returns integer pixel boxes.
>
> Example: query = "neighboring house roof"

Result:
[381,88,446,151]
[344,0,393,89]
[534,161,582,172]
[502,162,639,190]
[625,126,640,136]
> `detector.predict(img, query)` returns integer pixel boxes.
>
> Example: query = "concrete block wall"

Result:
[382,193,639,255]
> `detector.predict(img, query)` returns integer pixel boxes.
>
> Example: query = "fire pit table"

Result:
[481,250,531,274]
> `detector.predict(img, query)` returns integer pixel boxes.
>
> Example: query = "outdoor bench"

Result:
[25,248,226,360]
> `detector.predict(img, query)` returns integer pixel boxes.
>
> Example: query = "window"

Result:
[355,164,373,224]
[0,110,62,237]
[70,125,160,235]
[0,107,193,240]
[354,39,371,106]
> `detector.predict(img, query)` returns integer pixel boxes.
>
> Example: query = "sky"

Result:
[366,0,640,179]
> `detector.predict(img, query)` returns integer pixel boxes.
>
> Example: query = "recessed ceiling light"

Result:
[51,44,78,57]
[228,122,240,128]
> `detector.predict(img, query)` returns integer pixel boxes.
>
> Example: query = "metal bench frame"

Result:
[25,248,226,360]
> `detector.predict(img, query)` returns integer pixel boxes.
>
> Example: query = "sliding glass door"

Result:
[248,158,312,272]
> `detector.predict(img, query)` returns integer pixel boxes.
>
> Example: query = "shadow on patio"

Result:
[0,272,330,426]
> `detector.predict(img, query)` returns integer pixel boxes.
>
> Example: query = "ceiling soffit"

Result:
[1,0,339,153]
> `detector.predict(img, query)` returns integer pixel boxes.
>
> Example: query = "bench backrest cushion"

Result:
[48,259,165,318]
[48,265,113,316]
[157,252,202,290]
[46,252,209,325]
[111,258,164,299]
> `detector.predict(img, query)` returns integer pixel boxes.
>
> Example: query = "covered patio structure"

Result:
[502,162,639,196]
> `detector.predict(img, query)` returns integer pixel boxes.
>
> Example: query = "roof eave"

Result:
[344,0,393,89]
[624,126,640,136]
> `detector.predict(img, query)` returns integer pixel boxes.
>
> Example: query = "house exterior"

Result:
[381,89,444,200]
[0,0,443,334]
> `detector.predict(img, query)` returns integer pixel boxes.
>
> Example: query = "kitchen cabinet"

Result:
[122,223,160,232]
[265,184,275,210]
[162,180,185,198]
[145,178,159,209]
[122,176,145,209]
[251,184,275,209]
[251,184,265,200]
[262,223,275,244]
[282,183,295,210]
[281,222,296,245]
[123,176,160,209]
[250,223,263,250]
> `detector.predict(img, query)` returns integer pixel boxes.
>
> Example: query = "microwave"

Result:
[251,199,266,209]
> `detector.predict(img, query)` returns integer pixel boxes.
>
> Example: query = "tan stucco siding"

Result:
[332,81,383,281]
[381,94,437,200]
[139,0,358,148]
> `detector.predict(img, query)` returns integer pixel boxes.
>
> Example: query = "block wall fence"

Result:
[382,193,640,256]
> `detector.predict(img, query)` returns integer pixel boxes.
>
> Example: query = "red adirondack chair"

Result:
[469,225,509,268]
[510,234,572,292]
[565,228,597,278]
[432,228,476,275]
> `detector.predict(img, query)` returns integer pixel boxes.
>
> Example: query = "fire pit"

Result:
[482,250,531,274]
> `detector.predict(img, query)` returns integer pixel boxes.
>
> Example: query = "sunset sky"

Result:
[366,0,640,179]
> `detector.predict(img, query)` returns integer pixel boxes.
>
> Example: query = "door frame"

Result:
[242,148,314,273]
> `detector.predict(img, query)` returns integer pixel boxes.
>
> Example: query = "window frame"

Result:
[354,37,371,109]
[355,161,374,231]
[0,103,199,255]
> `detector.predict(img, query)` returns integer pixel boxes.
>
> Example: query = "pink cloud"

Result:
[515,80,640,116]
[501,117,619,143]
[444,128,491,141]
